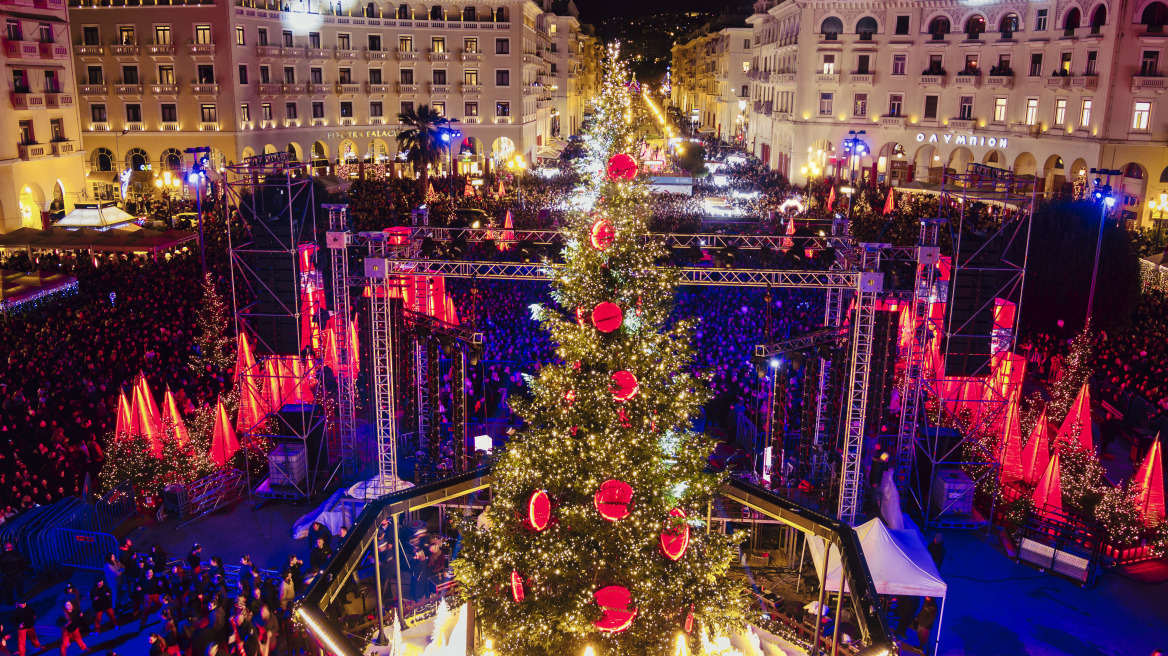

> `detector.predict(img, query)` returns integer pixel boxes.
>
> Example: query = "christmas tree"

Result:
[1047,323,1094,425]
[453,57,749,655]
[194,272,236,374]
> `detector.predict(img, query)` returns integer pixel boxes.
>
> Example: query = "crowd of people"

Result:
[1092,292,1168,414]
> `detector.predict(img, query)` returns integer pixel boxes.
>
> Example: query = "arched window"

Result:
[820,16,843,40]
[1064,8,1081,35]
[429,5,442,20]
[1123,163,1144,179]
[126,148,148,171]
[1158,165,1168,183]
[928,16,951,39]
[856,16,878,39]
[965,15,986,38]
[1142,2,1168,31]
[1000,13,1019,36]
[463,6,475,21]
[493,6,508,22]
[365,2,375,17]
[396,3,409,19]
[160,148,182,171]
[1090,5,1106,32]
[93,148,114,172]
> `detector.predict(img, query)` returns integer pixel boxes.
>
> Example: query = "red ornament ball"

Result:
[590,219,616,250]
[660,508,690,561]
[594,586,638,633]
[592,302,623,333]
[526,490,551,532]
[611,370,638,401]
[594,479,634,521]
[511,571,525,603]
[606,153,638,181]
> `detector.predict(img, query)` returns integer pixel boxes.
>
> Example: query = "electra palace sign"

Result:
[915,132,1008,149]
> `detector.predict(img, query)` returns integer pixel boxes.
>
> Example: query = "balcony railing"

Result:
[283,83,305,94]
[258,83,283,96]
[44,92,73,107]
[50,140,75,156]
[460,50,482,62]
[161,122,180,131]
[366,83,391,94]
[151,84,179,95]
[986,75,1013,88]
[188,43,215,56]
[919,74,946,85]
[848,73,873,85]
[462,116,479,124]
[880,115,907,127]
[146,44,175,56]
[38,43,68,59]
[461,84,482,94]
[307,83,330,96]
[815,73,839,85]
[256,45,282,58]
[79,84,107,95]
[947,118,976,129]
[199,122,219,131]
[114,84,143,95]
[365,49,391,60]
[336,83,361,94]
[4,40,40,59]
[17,143,47,160]
[1045,75,1069,88]
[397,83,419,93]
[396,49,419,60]
[125,121,145,131]
[335,48,359,60]
[431,83,450,93]
[10,92,45,109]
[110,44,139,57]
[494,115,512,124]
[260,120,275,129]
[1132,75,1168,92]
[74,44,104,58]
[340,117,355,125]
[954,74,981,87]
[1070,75,1098,90]
[428,50,451,61]
[311,118,326,127]
[191,83,218,95]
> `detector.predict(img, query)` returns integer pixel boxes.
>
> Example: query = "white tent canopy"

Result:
[54,202,136,230]
[808,516,946,598]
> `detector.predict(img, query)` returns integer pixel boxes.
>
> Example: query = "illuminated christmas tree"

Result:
[194,272,235,374]
[1047,323,1094,425]
[453,56,749,655]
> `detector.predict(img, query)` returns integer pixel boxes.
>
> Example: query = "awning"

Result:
[88,171,119,184]
[698,126,716,134]
[54,202,137,230]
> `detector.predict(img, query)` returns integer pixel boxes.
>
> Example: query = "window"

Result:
[194,25,212,45]
[122,65,139,84]
[369,68,382,84]
[87,66,103,84]
[158,65,174,84]
[154,25,171,45]
[200,104,216,123]
[161,103,176,122]
[36,22,50,44]
[240,103,250,122]
[119,26,134,45]
[1080,99,1092,126]
[399,36,413,51]
[433,69,447,84]
[926,54,943,74]
[340,101,353,117]
[1143,2,1168,31]
[959,95,973,119]
[50,118,63,141]
[1000,13,1019,36]
[1054,98,1067,125]
[4,20,20,42]
[44,70,57,92]
[309,32,321,48]
[856,16,877,38]
[1064,7,1081,34]
[259,66,270,83]
[262,103,272,120]
[822,54,836,74]
[740,84,748,97]
[310,67,323,84]
[895,15,910,34]
[928,16,950,39]
[743,38,751,49]
[853,93,867,116]
[258,28,268,46]
[1060,52,1072,74]
[1035,9,1048,31]
[1029,53,1043,76]
[923,95,938,119]
[819,92,833,115]
[235,26,245,46]
[1142,51,1160,76]
[282,30,293,47]
[369,34,381,51]
[83,26,99,45]
[1025,98,1039,125]
[496,101,510,116]
[285,102,297,119]
[432,101,444,115]
[238,65,248,84]
[432,36,445,53]
[495,69,510,86]
[400,69,414,84]
[495,38,509,54]
[463,6,476,21]
[1086,51,1098,75]
[464,69,478,84]
[464,37,478,53]
[400,101,414,114]
[197,65,214,84]
[964,55,979,73]
[339,68,352,83]
[91,104,106,123]
[11,69,27,92]
[1132,101,1152,130]
[312,102,324,118]
[821,16,842,38]
[888,93,903,116]
[338,34,351,50]
[465,101,478,116]
[993,97,1007,122]
[283,67,295,83]
[965,15,986,39]
[18,120,33,145]
[125,103,142,122]
[892,54,906,76]
[370,101,383,117]
[856,55,870,75]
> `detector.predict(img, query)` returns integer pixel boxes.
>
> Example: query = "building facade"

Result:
[671,25,751,142]
[66,0,597,201]
[675,0,1168,226]
[2,0,87,232]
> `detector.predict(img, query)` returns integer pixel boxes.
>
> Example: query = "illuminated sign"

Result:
[325,128,400,140]
[916,132,1008,148]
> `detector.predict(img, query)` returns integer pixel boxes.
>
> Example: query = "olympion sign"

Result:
[916,132,1008,148]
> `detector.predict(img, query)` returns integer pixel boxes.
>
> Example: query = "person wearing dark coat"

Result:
[0,543,27,604]
[307,522,332,552]
[894,595,919,637]
[187,544,202,573]
[913,597,939,650]
[308,539,332,572]
[90,578,115,632]
[59,601,87,656]
[147,633,167,656]
[137,568,164,630]
[11,600,40,656]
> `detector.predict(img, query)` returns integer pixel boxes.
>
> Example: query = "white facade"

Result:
[671,26,752,142]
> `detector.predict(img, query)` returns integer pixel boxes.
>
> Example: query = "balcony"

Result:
[1045,75,1069,88]
[494,115,512,124]
[366,83,391,94]
[919,74,946,86]
[79,84,107,96]
[50,140,75,156]
[44,92,73,107]
[260,120,275,129]
[110,44,139,57]
[1132,75,1168,92]
[880,115,907,128]
[311,118,326,127]
[848,73,873,85]
[74,44,104,59]
[370,117,386,125]
[365,49,391,61]
[114,84,143,96]
[523,84,540,95]
[335,48,360,60]
[190,83,218,96]
[1010,122,1042,136]
[198,122,219,131]
[150,84,179,96]
[17,143,47,160]
[37,0,66,7]
[256,45,282,59]
[428,50,451,61]
[986,75,1013,88]
[38,43,68,59]
[125,121,145,131]
[774,73,797,85]
[815,73,839,85]
[1070,75,1098,90]
[397,83,419,93]
[396,49,419,61]
[188,43,215,56]
[462,116,479,124]
[335,83,361,95]
[4,40,40,59]
[522,53,539,65]
[282,83,305,94]
[340,117,355,126]
[460,84,482,95]
[430,83,450,94]
[146,44,175,57]
[954,73,981,87]
[160,122,180,131]
[460,50,482,62]
[947,118,975,130]
[10,92,45,110]
[258,83,283,96]
[307,83,329,97]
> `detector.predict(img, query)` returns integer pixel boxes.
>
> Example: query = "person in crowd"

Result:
[104,552,125,609]
[307,522,332,552]
[928,534,946,571]
[12,600,40,656]
[913,597,939,650]
[59,600,87,656]
[91,578,116,632]
[0,543,27,604]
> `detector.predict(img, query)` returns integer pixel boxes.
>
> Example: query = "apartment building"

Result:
[670,25,750,142]
[2,0,87,232]
[675,0,1168,226]
[68,0,597,199]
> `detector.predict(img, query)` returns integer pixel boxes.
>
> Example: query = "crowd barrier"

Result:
[43,528,119,572]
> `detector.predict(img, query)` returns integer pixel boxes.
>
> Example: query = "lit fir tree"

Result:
[194,273,236,374]
[1047,323,1094,425]
[453,57,749,655]
[1094,486,1144,547]
[101,431,161,494]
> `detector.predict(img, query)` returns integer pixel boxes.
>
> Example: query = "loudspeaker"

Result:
[944,232,1001,376]
[273,404,326,471]
[248,247,301,356]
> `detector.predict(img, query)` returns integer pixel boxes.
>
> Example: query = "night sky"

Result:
[576,0,728,23]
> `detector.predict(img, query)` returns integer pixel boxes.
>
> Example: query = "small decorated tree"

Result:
[194,273,235,373]
[1047,323,1094,425]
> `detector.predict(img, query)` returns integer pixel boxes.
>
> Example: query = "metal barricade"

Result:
[736,412,758,452]
[44,528,119,572]
[94,481,137,533]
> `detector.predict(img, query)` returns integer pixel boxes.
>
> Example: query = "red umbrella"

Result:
[1032,453,1063,519]
[1055,384,1093,453]
[210,399,240,467]
[1133,436,1165,527]
[1022,410,1052,486]
[883,188,896,215]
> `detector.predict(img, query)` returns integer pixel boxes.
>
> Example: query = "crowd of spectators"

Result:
[1091,293,1168,413]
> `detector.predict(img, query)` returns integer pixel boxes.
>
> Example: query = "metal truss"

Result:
[837,246,884,525]
[369,278,401,494]
[814,279,847,450]
[754,327,847,359]
[411,226,852,252]
[325,207,360,482]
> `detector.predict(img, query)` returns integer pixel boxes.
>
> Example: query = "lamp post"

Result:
[185,146,211,276]
[1149,192,1168,247]
[441,121,462,215]
[1087,167,1120,321]
[842,130,867,219]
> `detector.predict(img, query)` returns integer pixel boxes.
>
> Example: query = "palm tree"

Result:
[396,104,449,197]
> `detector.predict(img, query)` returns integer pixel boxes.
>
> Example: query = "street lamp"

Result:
[440,121,462,214]
[185,146,211,276]
[1086,167,1121,321]
[842,130,867,218]
[1149,192,1168,246]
